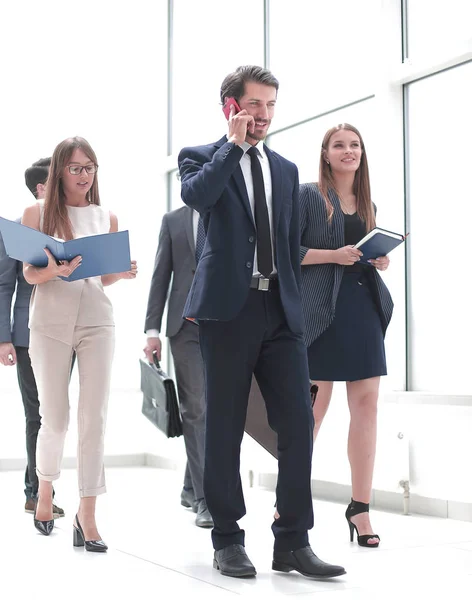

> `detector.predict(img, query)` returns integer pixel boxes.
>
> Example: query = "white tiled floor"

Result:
[3,466,472,599]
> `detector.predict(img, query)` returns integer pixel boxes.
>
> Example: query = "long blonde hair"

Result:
[42,137,100,240]
[318,123,375,232]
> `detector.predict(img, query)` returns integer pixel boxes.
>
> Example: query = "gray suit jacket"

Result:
[144,206,197,338]
[0,228,33,348]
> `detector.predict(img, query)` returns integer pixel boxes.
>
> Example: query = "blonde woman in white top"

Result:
[22,136,137,551]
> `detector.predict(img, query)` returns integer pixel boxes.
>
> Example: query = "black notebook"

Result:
[355,227,406,264]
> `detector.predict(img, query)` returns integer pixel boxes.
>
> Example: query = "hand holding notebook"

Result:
[355,227,407,265]
[0,216,131,282]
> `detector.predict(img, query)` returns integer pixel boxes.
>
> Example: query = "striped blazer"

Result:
[299,182,394,347]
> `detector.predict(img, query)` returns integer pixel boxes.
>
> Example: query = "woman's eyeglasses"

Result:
[67,164,98,175]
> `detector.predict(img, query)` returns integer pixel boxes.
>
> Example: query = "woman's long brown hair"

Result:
[318,123,375,232]
[42,137,100,240]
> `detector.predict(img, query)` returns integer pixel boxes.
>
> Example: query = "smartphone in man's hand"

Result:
[222,97,241,120]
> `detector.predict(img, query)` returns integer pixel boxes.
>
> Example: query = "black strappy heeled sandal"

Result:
[345,499,380,548]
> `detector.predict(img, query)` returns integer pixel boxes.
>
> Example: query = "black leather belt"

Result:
[250,276,278,292]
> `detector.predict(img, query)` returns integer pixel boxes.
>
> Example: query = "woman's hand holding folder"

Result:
[101,259,137,286]
[119,259,138,279]
[45,248,83,277]
[23,248,82,285]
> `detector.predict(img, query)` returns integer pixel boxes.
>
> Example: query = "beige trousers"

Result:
[29,326,115,497]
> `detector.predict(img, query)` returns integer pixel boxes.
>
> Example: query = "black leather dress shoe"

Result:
[272,546,346,579]
[195,499,214,528]
[213,544,257,578]
[180,487,197,513]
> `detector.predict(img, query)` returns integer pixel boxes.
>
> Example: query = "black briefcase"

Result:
[139,356,183,438]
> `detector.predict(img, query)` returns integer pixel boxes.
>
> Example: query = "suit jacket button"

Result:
[248,236,254,243]
[192,269,195,274]
[246,262,252,268]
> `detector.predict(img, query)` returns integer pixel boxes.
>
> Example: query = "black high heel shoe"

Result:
[33,504,54,536]
[345,499,380,548]
[73,515,108,553]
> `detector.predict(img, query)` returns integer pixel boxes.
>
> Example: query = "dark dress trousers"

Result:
[0,230,39,499]
[178,136,314,552]
[144,207,206,500]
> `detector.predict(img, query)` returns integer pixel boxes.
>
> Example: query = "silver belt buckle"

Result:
[258,278,270,291]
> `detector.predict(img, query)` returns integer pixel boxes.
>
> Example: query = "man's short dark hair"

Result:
[25,157,51,198]
[220,65,279,105]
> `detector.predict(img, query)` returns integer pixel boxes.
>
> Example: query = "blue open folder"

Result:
[355,227,406,264]
[0,216,131,282]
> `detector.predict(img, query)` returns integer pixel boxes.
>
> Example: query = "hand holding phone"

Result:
[223,97,255,144]
[222,97,241,120]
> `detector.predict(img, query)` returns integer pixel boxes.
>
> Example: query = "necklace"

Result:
[339,196,357,215]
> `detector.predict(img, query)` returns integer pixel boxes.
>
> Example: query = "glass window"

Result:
[268,98,406,392]
[406,61,472,393]
[170,169,184,211]
[268,0,377,128]
[406,0,472,61]
[267,100,376,185]
[171,0,264,154]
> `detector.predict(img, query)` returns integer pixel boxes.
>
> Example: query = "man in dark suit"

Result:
[178,66,345,579]
[0,158,64,517]
[143,206,213,528]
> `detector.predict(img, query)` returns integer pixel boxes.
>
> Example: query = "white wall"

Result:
[0,1,169,451]
[0,0,169,381]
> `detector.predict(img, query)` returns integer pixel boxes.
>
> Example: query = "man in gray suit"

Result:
[0,158,64,517]
[144,205,212,528]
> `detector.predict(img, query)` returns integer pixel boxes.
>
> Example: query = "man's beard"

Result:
[246,122,270,142]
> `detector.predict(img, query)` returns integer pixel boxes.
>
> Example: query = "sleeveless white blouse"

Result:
[29,202,115,345]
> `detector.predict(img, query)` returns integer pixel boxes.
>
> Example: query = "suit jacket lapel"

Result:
[184,206,195,256]
[330,190,345,291]
[232,167,255,226]
[330,190,345,249]
[265,145,282,232]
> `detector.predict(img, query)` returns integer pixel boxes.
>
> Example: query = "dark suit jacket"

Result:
[178,136,303,335]
[144,206,197,339]
[299,182,394,346]
[0,228,33,348]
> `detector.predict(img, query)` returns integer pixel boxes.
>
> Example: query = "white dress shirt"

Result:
[192,207,199,245]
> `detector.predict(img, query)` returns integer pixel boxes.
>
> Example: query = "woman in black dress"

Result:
[299,124,393,548]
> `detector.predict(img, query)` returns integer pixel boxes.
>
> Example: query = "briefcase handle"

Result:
[152,353,161,369]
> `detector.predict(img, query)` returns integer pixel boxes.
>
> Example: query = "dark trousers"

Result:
[16,346,76,500]
[169,321,206,500]
[199,289,314,552]
[15,346,41,500]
